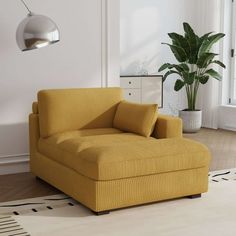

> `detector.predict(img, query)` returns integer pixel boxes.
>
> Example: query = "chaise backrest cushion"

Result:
[38,88,123,138]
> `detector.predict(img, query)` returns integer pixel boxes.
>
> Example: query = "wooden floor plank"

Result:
[0,172,61,202]
[184,128,236,171]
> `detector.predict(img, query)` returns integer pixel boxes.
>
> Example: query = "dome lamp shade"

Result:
[16,0,60,51]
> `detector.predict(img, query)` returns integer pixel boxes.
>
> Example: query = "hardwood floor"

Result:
[184,128,236,171]
[0,128,235,203]
[0,172,61,203]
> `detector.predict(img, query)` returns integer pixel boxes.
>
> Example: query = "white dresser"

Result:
[120,76,163,107]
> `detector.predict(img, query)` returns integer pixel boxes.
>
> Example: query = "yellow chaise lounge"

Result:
[29,87,211,215]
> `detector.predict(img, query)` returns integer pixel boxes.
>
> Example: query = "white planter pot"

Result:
[179,110,202,133]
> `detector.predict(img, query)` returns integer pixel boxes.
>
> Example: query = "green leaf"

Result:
[199,32,213,42]
[183,23,198,64]
[174,79,185,91]
[158,63,171,72]
[197,53,218,68]
[162,43,187,62]
[183,72,195,85]
[163,70,181,81]
[183,22,196,39]
[198,33,225,57]
[198,75,209,84]
[168,33,191,57]
[205,69,222,80]
[167,64,189,73]
[211,60,226,69]
[198,32,213,50]
[179,63,190,72]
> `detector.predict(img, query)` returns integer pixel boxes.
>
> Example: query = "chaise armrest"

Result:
[153,114,182,139]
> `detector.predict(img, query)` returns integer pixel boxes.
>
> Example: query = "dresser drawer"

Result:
[123,89,141,103]
[120,77,141,89]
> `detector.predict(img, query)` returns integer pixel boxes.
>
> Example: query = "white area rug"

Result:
[1,169,236,236]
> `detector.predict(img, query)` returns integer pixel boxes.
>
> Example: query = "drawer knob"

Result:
[129,81,132,84]
[129,93,131,96]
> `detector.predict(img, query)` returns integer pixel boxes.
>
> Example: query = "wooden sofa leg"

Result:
[35,176,46,183]
[91,210,110,216]
[35,176,42,181]
[188,194,201,199]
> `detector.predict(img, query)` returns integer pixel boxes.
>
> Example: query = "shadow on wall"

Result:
[120,0,198,76]
[120,54,159,76]
[0,122,29,157]
[120,0,184,76]
[120,3,162,75]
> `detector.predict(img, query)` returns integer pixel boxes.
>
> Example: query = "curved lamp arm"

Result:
[20,0,32,15]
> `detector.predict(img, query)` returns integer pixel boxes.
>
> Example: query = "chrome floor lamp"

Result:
[16,0,60,51]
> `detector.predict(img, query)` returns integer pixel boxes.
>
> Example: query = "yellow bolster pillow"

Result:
[113,101,158,137]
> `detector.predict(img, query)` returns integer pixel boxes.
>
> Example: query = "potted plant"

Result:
[159,22,225,133]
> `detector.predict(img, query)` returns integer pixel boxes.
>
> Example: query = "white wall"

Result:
[219,105,236,131]
[0,0,120,174]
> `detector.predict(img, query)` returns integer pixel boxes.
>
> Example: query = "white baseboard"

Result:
[0,154,29,175]
[221,125,236,132]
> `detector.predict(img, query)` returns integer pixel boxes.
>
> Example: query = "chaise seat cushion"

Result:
[38,130,211,181]
[38,130,153,178]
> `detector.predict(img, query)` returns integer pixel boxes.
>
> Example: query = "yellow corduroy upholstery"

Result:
[31,152,209,212]
[32,102,39,114]
[42,128,123,143]
[29,87,211,213]
[38,88,122,138]
[153,114,183,139]
[113,101,158,137]
[38,135,210,181]
[29,114,40,155]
